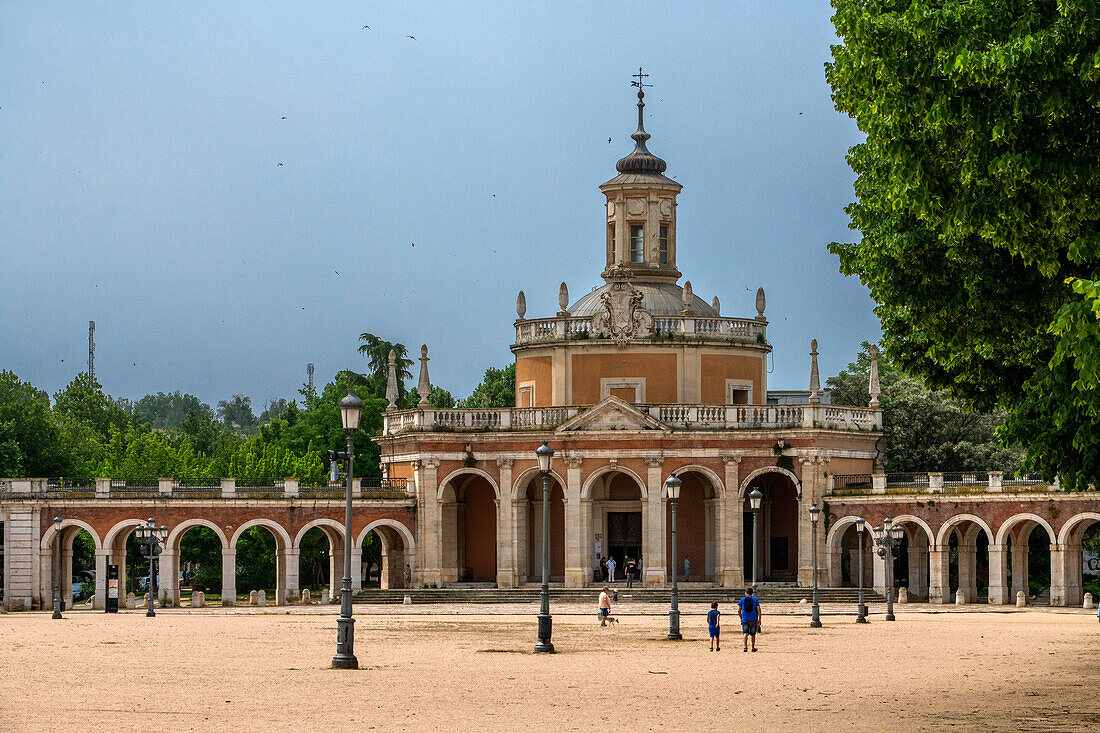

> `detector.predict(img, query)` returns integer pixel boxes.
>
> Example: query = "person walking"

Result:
[684,557,691,580]
[607,556,617,583]
[738,588,761,652]
[403,564,412,589]
[598,586,618,626]
[707,601,721,651]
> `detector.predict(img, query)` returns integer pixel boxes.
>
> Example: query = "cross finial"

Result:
[631,67,651,96]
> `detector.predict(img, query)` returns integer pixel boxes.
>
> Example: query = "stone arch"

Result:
[826,515,866,553]
[738,466,801,498]
[40,518,102,551]
[667,464,724,498]
[511,466,568,501]
[996,513,1056,546]
[358,518,417,589]
[1058,512,1100,546]
[581,464,648,500]
[103,517,153,550]
[230,519,293,550]
[357,518,416,552]
[438,467,500,501]
[294,518,346,549]
[891,515,935,546]
[935,513,993,548]
[166,518,229,551]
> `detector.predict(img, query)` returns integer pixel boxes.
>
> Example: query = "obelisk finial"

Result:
[417,344,431,407]
[808,339,821,404]
[385,349,398,411]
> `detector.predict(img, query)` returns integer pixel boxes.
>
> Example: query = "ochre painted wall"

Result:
[571,352,678,405]
[516,356,553,407]
[699,353,764,404]
[463,480,497,582]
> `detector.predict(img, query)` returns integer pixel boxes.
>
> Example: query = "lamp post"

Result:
[135,517,167,617]
[332,389,362,669]
[665,474,682,640]
[52,516,63,619]
[534,441,555,653]
[874,517,905,622]
[855,517,868,623]
[749,489,762,589]
[809,504,822,628]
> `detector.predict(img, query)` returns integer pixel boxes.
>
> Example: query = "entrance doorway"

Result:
[607,511,641,580]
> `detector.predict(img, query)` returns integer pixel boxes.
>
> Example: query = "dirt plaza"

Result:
[1,603,1097,731]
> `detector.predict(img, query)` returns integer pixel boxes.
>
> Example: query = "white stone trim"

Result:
[600,377,646,403]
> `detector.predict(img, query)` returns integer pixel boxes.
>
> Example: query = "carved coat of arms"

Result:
[591,279,653,344]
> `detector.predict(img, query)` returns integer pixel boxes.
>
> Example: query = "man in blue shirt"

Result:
[707,602,721,651]
[738,588,761,652]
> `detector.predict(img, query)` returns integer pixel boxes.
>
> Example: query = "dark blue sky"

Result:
[0,1,878,408]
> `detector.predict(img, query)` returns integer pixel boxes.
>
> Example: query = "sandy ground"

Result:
[2,603,1098,732]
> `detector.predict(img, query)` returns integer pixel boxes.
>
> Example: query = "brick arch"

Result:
[935,514,993,548]
[166,518,229,552]
[294,518,346,549]
[438,467,500,501]
[995,513,1056,546]
[668,464,724,498]
[890,515,935,545]
[581,464,648,500]
[40,518,102,551]
[512,466,568,501]
[826,515,867,553]
[230,519,292,549]
[103,517,155,550]
[739,466,801,498]
[1058,512,1100,546]
[356,518,416,552]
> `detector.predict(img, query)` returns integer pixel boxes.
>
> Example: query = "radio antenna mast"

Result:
[88,321,96,380]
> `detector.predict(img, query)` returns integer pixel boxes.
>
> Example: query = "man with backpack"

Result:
[738,588,761,652]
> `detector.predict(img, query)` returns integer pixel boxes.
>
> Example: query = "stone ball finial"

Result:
[811,338,818,354]
[388,348,396,364]
[421,344,428,358]
[517,290,527,319]
[711,295,720,315]
[756,287,766,318]
[558,282,569,312]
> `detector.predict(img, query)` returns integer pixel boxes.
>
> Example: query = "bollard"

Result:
[257,589,266,607]
[126,592,136,610]
[198,591,205,608]
[403,594,412,605]
[955,588,966,605]
[322,589,330,605]
[249,590,258,606]
[191,590,201,608]
[1084,592,1094,610]
[301,588,311,605]
[897,587,908,604]
[1016,590,1027,607]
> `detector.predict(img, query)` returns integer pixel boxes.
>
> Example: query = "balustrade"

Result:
[513,313,766,345]
[0,476,409,500]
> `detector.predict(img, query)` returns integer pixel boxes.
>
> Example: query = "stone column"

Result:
[350,543,362,592]
[957,543,976,604]
[873,544,888,596]
[496,458,516,588]
[826,548,844,588]
[721,455,743,588]
[221,548,236,606]
[61,548,74,608]
[796,457,824,586]
[988,544,1009,605]
[1061,543,1084,607]
[94,549,109,610]
[284,547,300,604]
[928,546,949,604]
[275,545,288,605]
[1049,544,1067,606]
[416,458,443,586]
[564,456,585,587]
[159,549,178,606]
[643,457,666,587]
[1010,540,1029,599]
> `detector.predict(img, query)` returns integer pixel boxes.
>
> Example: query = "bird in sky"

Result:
[334,270,339,275]
[281,116,287,119]
[411,242,415,247]
[406,35,416,40]
[362,25,370,29]
[607,138,611,143]
[492,194,496,198]
[277,162,284,166]
[799,112,804,115]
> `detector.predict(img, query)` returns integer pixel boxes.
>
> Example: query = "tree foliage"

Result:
[133,391,213,429]
[459,364,516,408]
[827,1,1100,488]
[829,343,1023,472]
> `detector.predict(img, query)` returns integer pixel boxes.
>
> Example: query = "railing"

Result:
[829,471,1057,497]
[514,314,767,346]
[383,402,882,435]
[0,477,410,500]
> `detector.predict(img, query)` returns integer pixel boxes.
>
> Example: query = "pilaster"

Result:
[988,544,1009,604]
[643,455,666,587]
[221,548,236,606]
[496,458,516,588]
[563,454,586,587]
[720,455,743,588]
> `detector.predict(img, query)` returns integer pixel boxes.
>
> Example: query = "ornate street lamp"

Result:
[666,474,683,640]
[52,516,63,619]
[135,517,167,617]
[332,389,362,669]
[855,517,868,623]
[809,504,822,628]
[749,489,763,589]
[534,441,555,653]
[874,517,905,622]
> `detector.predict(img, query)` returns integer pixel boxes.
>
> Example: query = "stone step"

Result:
[351,587,883,604]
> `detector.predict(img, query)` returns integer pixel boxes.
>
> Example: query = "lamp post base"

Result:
[810,604,822,628]
[332,614,357,669]
[52,608,62,620]
[667,608,682,640]
[885,613,895,622]
[535,613,555,653]
[331,653,359,669]
[856,603,868,623]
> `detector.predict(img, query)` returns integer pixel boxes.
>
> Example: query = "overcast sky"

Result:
[0,1,878,408]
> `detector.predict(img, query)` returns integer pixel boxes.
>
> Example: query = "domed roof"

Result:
[569,281,718,318]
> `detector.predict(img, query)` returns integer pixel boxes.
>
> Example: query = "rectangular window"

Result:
[608,224,616,261]
[659,225,669,264]
[630,224,644,263]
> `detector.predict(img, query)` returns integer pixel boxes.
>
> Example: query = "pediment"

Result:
[556,396,669,433]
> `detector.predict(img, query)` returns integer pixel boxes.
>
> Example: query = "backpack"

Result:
[742,596,755,614]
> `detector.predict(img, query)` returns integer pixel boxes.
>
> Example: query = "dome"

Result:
[569,281,718,318]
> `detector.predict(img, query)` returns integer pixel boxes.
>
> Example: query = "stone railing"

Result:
[514,314,767,346]
[383,403,882,435]
[828,471,1054,497]
[0,477,410,500]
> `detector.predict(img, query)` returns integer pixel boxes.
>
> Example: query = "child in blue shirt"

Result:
[707,601,721,651]
[738,588,761,652]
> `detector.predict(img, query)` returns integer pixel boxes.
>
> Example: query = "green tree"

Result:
[459,364,515,408]
[180,527,222,591]
[403,386,457,409]
[133,391,213,429]
[216,394,257,432]
[828,344,1024,473]
[258,398,293,424]
[827,1,1100,489]
[235,526,276,593]
[53,372,132,439]
[357,333,414,398]
[0,371,71,476]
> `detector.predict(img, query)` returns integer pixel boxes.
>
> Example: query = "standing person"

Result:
[684,557,691,580]
[625,557,636,588]
[707,602,721,651]
[402,564,412,589]
[598,586,618,626]
[607,556,617,583]
[599,556,607,582]
[738,588,761,652]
